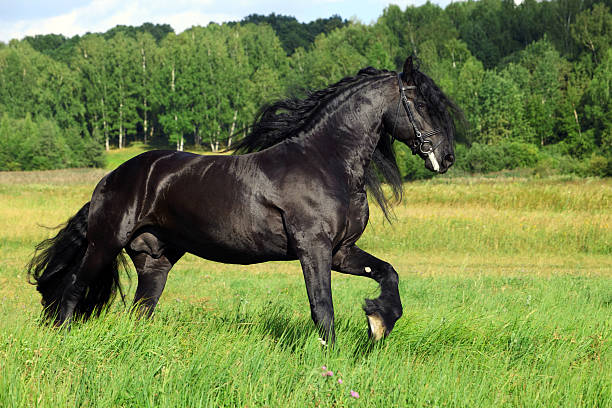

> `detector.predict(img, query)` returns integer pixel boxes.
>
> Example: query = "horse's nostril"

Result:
[444,154,455,165]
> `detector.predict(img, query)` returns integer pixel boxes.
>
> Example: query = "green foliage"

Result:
[0,114,103,170]
[0,4,611,175]
[509,39,568,146]
[542,0,590,56]
[154,23,289,151]
[237,13,347,55]
[571,3,612,64]
[452,0,511,68]
[582,47,612,151]
[23,33,82,63]
[531,142,612,177]
[104,22,174,43]
[455,142,541,174]
[587,153,611,176]
[23,34,67,55]
[478,70,534,144]
[288,22,395,90]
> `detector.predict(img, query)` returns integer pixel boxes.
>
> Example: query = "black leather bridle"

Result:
[392,73,443,156]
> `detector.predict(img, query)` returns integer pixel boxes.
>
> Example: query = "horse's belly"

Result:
[187,242,292,265]
[170,204,292,265]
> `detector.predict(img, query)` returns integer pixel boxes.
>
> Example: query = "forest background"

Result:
[0,0,611,178]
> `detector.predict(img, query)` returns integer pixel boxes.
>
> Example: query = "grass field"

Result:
[0,156,610,407]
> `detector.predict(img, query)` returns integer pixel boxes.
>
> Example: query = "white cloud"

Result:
[0,0,449,43]
[164,11,239,33]
[0,0,241,42]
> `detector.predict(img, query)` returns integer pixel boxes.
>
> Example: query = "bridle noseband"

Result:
[392,73,443,157]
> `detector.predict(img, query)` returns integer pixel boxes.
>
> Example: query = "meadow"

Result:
[0,151,610,407]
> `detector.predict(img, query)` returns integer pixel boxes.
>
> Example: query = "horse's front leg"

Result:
[288,230,335,345]
[332,245,403,340]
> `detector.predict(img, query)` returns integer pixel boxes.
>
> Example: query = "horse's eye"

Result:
[416,102,427,111]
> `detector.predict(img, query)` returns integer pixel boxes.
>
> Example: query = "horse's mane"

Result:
[409,67,462,146]
[233,64,460,219]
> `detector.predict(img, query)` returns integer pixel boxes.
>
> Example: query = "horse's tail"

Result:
[27,202,127,322]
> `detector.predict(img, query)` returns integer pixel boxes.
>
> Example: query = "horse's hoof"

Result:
[367,313,386,341]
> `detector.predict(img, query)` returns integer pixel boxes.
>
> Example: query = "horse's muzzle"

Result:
[437,154,455,174]
[443,154,455,168]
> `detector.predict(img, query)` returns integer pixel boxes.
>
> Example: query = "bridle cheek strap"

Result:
[394,73,442,156]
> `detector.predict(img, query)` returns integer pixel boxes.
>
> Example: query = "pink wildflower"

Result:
[321,366,327,371]
[338,378,343,384]
[326,371,333,377]
[350,390,360,399]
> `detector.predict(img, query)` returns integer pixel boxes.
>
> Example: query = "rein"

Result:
[392,73,443,160]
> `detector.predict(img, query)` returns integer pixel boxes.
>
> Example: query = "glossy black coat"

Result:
[28,58,457,343]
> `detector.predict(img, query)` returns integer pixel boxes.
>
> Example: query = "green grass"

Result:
[104,143,150,170]
[0,166,610,407]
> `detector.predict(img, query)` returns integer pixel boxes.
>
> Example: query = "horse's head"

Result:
[384,56,458,174]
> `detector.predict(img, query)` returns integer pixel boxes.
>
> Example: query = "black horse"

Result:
[28,57,460,344]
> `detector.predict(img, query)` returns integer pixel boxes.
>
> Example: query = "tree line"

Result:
[0,1,610,176]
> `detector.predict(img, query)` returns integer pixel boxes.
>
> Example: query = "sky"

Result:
[0,0,453,43]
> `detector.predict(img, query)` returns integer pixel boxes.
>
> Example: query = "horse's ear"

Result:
[403,56,414,77]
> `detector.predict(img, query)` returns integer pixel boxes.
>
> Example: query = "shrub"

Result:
[0,114,104,171]
[537,146,609,177]
[532,156,560,177]
[463,143,494,173]
[500,142,540,168]
[586,154,610,177]
[453,141,541,174]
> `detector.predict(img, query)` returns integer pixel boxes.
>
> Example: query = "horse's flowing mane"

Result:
[233,64,461,219]
[409,67,462,146]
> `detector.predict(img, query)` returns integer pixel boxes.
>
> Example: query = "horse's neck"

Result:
[302,82,389,187]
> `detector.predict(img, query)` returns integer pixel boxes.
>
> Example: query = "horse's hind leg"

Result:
[127,234,183,317]
[332,245,403,341]
[128,252,181,317]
